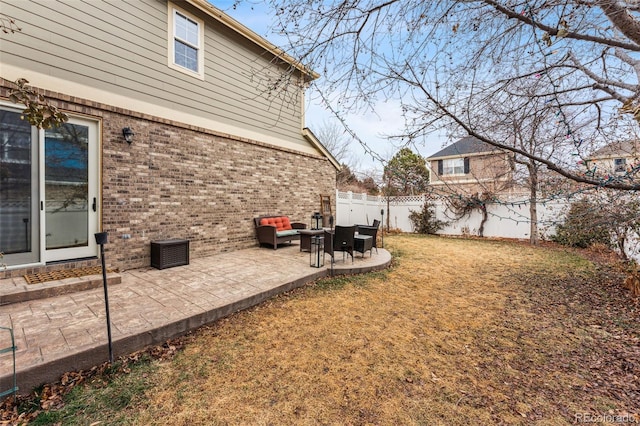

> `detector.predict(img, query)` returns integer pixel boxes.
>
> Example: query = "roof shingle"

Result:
[428,136,498,159]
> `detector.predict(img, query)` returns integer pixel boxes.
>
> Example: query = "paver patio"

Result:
[0,243,391,394]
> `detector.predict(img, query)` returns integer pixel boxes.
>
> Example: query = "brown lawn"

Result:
[5,234,640,425]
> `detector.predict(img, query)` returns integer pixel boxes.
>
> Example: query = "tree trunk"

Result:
[616,230,628,261]
[529,201,539,245]
[386,196,390,232]
[478,205,488,237]
[527,163,539,245]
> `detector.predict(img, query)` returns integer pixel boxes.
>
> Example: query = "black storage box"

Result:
[151,239,189,269]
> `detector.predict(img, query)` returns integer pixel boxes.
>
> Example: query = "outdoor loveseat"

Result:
[254,215,307,249]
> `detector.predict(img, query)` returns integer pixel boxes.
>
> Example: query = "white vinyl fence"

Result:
[432,196,568,240]
[336,190,640,261]
[335,191,424,230]
[336,190,566,240]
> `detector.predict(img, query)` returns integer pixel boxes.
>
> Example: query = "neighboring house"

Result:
[585,140,640,180]
[427,136,514,196]
[0,0,339,276]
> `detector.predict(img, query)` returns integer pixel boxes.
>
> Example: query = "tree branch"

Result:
[482,0,640,51]
[598,0,640,46]
[399,64,640,190]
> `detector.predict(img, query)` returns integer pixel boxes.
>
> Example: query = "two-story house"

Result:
[427,136,514,196]
[0,0,339,276]
[585,140,640,180]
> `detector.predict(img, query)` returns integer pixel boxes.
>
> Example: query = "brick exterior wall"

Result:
[102,116,336,270]
[1,81,337,275]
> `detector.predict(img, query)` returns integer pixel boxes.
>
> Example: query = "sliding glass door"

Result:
[0,109,39,265]
[0,106,99,267]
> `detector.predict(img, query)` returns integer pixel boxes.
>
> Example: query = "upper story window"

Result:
[614,158,627,173]
[168,3,204,79]
[442,158,465,175]
[437,157,470,176]
[175,12,199,71]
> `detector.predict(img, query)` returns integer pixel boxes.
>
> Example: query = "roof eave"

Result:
[185,0,319,80]
[302,128,341,170]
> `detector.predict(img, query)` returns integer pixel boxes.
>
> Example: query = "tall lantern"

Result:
[310,235,325,268]
[311,211,323,230]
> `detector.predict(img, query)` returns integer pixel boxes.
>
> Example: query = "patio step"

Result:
[0,272,122,306]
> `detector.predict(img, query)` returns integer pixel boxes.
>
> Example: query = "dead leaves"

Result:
[0,339,187,424]
[624,270,640,297]
[2,237,640,424]
[8,79,69,130]
[621,98,640,125]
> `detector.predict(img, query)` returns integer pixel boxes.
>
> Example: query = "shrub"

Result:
[551,199,611,248]
[409,202,448,234]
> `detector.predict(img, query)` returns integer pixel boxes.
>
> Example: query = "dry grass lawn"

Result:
[7,234,640,425]
[132,235,638,425]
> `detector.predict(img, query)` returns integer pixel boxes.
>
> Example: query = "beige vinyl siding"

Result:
[1,0,309,150]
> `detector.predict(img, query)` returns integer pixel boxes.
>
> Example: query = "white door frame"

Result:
[42,116,100,263]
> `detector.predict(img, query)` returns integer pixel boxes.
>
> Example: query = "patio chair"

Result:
[324,225,355,264]
[356,224,379,254]
[372,219,380,229]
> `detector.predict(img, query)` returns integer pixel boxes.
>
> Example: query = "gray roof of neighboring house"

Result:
[427,136,498,159]
[588,140,640,159]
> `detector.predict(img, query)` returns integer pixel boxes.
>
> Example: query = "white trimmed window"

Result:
[442,158,465,175]
[614,158,627,173]
[168,3,204,79]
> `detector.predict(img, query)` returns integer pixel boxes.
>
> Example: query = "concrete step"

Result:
[0,272,122,306]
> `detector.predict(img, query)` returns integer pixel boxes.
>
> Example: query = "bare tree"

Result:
[265,0,640,190]
[445,191,494,237]
[484,79,575,244]
[314,119,357,167]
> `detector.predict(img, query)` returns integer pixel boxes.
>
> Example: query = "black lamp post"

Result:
[311,211,323,230]
[94,231,114,363]
[380,209,384,248]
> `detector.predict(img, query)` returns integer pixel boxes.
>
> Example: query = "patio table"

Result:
[299,229,325,252]
[354,235,373,258]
